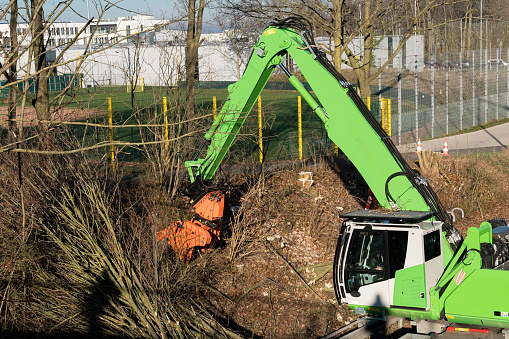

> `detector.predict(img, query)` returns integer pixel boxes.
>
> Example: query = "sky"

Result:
[45,0,220,32]
[54,0,177,22]
[0,0,219,31]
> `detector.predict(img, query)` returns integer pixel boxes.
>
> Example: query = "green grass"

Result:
[10,83,507,165]
[54,85,328,163]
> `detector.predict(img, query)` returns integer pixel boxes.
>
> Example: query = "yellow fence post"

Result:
[298,96,302,160]
[387,99,392,136]
[367,97,371,111]
[213,96,217,120]
[380,98,392,136]
[381,98,385,130]
[163,97,169,162]
[258,95,263,163]
[108,97,115,173]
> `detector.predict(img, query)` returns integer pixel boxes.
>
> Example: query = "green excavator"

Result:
[157,17,509,332]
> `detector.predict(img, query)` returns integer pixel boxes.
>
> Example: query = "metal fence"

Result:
[3,47,509,166]
[0,74,82,97]
[75,45,509,152]
[379,47,509,145]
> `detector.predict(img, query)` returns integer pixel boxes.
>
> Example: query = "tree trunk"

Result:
[466,5,472,52]
[185,0,205,116]
[351,0,373,101]
[31,0,51,133]
[332,0,343,73]
[7,0,18,136]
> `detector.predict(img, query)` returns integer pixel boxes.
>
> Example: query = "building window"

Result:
[126,25,130,35]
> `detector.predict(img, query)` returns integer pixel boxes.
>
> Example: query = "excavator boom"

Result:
[160,19,457,262]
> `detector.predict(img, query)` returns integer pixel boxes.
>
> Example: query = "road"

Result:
[397,122,509,155]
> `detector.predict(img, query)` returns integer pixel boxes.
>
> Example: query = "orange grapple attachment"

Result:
[193,191,225,221]
[157,220,214,262]
[157,190,225,262]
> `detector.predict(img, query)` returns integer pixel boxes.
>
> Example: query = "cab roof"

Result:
[340,209,436,224]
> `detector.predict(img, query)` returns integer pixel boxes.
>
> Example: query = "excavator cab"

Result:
[333,210,446,315]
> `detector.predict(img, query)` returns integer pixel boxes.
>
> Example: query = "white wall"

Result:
[0,31,425,86]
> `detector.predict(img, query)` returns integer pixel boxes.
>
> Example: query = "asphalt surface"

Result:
[397,122,509,156]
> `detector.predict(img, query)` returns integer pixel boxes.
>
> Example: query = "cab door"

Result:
[342,228,391,307]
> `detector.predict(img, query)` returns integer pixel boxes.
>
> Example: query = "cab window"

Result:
[344,229,409,292]
[345,230,385,292]
[424,230,440,261]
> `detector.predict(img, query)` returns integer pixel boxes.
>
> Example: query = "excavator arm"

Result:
[158,18,459,262]
[186,21,453,226]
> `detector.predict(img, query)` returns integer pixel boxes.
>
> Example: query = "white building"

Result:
[315,34,425,71]
[0,15,170,48]
[55,42,245,87]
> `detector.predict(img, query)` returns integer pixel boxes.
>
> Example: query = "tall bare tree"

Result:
[213,12,261,79]
[30,0,51,133]
[7,0,19,136]
[185,0,206,115]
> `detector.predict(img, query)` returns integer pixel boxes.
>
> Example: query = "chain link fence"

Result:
[383,47,509,145]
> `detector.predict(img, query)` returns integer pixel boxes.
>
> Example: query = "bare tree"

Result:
[30,0,51,134]
[7,0,18,136]
[185,0,206,115]
[213,12,261,79]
